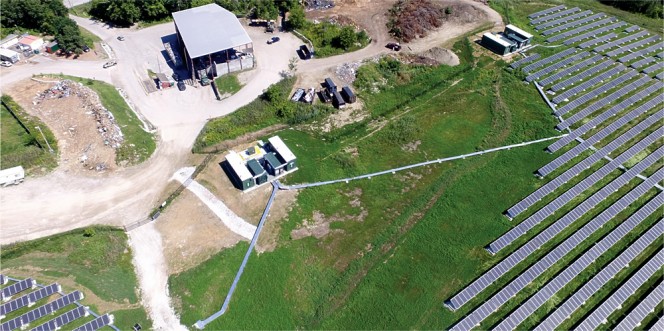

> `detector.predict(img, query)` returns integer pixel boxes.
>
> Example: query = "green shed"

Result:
[247,158,268,185]
[267,136,297,171]
[264,152,286,176]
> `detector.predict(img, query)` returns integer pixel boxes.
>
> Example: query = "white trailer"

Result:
[0,48,20,63]
[0,166,25,186]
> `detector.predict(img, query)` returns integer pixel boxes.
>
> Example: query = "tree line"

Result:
[87,0,299,27]
[600,0,663,19]
[1,0,85,54]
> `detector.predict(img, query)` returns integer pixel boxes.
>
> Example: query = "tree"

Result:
[107,0,141,26]
[288,57,298,75]
[338,26,356,50]
[53,17,85,54]
[141,0,168,21]
[263,83,284,103]
[255,0,278,20]
[286,4,306,30]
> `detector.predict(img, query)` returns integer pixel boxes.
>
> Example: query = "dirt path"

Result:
[128,223,187,331]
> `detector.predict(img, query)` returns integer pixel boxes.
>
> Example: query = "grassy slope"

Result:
[0,227,150,329]
[50,75,156,165]
[0,95,58,172]
[215,74,243,96]
[170,35,561,328]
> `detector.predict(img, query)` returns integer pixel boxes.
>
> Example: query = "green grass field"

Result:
[215,74,243,97]
[0,95,58,173]
[0,226,149,329]
[48,75,156,165]
[170,33,565,328]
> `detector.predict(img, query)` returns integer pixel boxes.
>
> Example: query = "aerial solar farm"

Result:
[447,4,663,331]
[0,275,113,331]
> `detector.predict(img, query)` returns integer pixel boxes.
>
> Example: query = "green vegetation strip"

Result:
[49,75,155,165]
[0,95,57,172]
[214,74,243,96]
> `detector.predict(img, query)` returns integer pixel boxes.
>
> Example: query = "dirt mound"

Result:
[418,47,460,66]
[389,0,488,42]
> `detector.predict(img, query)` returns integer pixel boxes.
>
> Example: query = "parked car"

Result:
[83,45,91,52]
[177,80,186,91]
[267,36,280,44]
[117,36,125,41]
[103,60,117,68]
[1,61,12,67]
[386,42,401,51]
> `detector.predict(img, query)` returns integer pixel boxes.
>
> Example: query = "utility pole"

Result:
[35,126,54,153]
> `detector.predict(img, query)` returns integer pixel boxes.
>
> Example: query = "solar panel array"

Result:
[657,72,663,80]
[550,60,613,92]
[551,65,625,103]
[619,43,664,63]
[539,54,603,86]
[495,194,663,331]
[563,21,626,45]
[575,249,663,331]
[536,218,664,331]
[595,30,650,53]
[1,291,82,331]
[578,32,617,49]
[528,5,566,19]
[631,57,657,69]
[510,54,541,69]
[530,7,580,25]
[31,306,87,331]
[554,69,637,115]
[0,283,60,316]
[451,166,663,331]
[657,51,664,58]
[539,105,663,177]
[522,48,577,73]
[74,314,112,331]
[542,13,606,36]
[643,61,664,74]
[526,52,590,82]
[546,17,615,43]
[557,75,651,129]
[535,10,593,31]
[625,24,641,33]
[606,35,661,57]
[614,282,664,331]
[549,96,662,153]
[1,279,34,302]
[652,316,664,331]
[504,126,661,221]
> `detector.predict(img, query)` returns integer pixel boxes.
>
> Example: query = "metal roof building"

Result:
[226,151,254,190]
[267,136,296,163]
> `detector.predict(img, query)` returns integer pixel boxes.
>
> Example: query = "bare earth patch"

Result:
[291,188,367,240]
[155,190,243,275]
[401,140,421,152]
[4,78,123,174]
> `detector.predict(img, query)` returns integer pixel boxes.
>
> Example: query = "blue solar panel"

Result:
[542,13,606,36]
[642,61,664,74]
[595,30,650,53]
[554,69,637,115]
[529,5,566,19]
[551,64,626,104]
[1,279,35,302]
[73,314,113,331]
[526,52,591,82]
[530,7,580,25]
[562,21,626,45]
[510,54,541,69]
[0,283,59,316]
[606,35,661,57]
[546,17,616,43]
[523,48,577,73]
[578,32,617,49]
[539,54,603,86]
[614,282,664,331]
[31,306,87,331]
[1,291,82,331]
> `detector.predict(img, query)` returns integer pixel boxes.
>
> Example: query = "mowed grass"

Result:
[0,95,57,173]
[215,73,243,96]
[169,36,562,329]
[49,75,156,165]
[0,226,147,330]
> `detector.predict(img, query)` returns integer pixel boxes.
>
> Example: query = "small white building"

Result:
[18,35,44,50]
[0,166,25,186]
[0,34,19,49]
[0,48,20,63]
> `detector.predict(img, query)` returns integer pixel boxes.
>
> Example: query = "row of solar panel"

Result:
[31,306,87,331]
[539,88,662,176]
[548,97,662,153]
[528,5,566,19]
[631,57,657,69]
[539,54,602,86]
[1,279,35,302]
[498,196,663,331]
[595,29,650,52]
[542,13,606,36]
[657,72,663,80]
[546,17,617,43]
[550,60,613,92]
[551,64,625,103]
[1,291,82,331]
[574,248,663,331]
[522,48,577,73]
[578,32,617,49]
[509,54,540,69]
[74,314,113,331]
[554,69,638,115]
[526,51,591,82]
[535,217,663,330]
[613,281,663,331]
[557,75,652,130]
[643,61,664,74]
[606,35,661,57]
[530,7,581,25]
[452,171,663,331]
[504,123,661,223]
[619,43,664,63]
[0,283,60,316]
[563,21,627,45]
[535,10,593,31]
[447,130,661,310]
